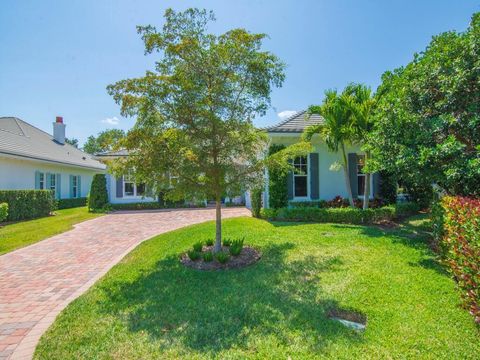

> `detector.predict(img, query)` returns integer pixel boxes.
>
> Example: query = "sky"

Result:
[1,0,479,146]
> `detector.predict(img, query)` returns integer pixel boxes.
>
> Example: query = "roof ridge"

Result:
[264,110,306,130]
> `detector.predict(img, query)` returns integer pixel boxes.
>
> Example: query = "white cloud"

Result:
[101,116,120,126]
[277,110,297,120]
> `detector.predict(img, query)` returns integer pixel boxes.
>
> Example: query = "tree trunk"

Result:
[363,150,371,210]
[341,143,355,207]
[213,196,222,253]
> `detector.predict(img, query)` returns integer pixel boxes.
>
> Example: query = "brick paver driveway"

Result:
[0,207,250,359]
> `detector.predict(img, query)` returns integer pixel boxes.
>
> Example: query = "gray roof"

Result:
[0,117,106,170]
[95,149,130,157]
[265,110,324,133]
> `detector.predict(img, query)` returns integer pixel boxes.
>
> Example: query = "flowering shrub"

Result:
[439,196,480,324]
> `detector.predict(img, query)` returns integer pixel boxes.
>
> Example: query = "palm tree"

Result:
[303,89,356,207]
[344,84,376,209]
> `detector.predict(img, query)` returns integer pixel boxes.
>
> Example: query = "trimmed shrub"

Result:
[260,205,397,225]
[268,144,288,209]
[110,201,206,211]
[435,196,480,324]
[0,203,8,222]
[289,200,328,208]
[0,190,56,221]
[215,251,229,264]
[88,174,109,212]
[395,202,421,217]
[251,187,262,218]
[57,197,87,209]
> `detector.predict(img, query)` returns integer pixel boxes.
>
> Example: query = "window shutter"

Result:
[35,171,41,189]
[348,153,358,198]
[116,176,123,198]
[77,175,81,198]
[56,174,61,199]
[373,172,380,198]
[46,172,51,190]
[310,153,319,199]
[287,171,294,200]
[69,175,74,198]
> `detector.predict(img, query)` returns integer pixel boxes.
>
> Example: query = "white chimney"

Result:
[53,116,66,144]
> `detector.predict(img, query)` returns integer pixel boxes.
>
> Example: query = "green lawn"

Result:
[35,216,479,359]
[0,207,102,255]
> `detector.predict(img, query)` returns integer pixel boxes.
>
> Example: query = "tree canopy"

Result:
[107,8,285,251]
[83,129,126,155]
[369,12,480,199]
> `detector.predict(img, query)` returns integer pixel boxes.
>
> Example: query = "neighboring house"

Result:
[263,110,379,208]
[94,150,158,204]
[0,116,106,199]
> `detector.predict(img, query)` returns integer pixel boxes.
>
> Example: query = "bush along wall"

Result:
[0,190,56,221]
[0,203,8,222]
[88,174,109,212]
[267,144,288,209]
[57,197,87,209]
[436,196,480,324]
[111,201,206,211]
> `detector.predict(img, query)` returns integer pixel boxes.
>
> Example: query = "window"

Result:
[39,173,45,190]
[123,173,146,197]
[293,156,308,198]
[49,173,56,192]
[357,155,366,197]
[72,176,78,198]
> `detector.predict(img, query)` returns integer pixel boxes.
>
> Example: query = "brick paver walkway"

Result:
[0,207,250,360]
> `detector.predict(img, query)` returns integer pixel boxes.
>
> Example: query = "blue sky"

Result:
[1,1,478,145]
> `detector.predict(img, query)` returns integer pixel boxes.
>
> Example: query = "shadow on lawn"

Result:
[98,242,364,355]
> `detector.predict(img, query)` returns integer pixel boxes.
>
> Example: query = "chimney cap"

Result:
[56,116,63,124]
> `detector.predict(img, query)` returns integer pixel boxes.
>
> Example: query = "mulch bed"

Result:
[181,245,261,271]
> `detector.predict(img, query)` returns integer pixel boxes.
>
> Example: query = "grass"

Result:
[0,207,102,255]
[35,216,479,359]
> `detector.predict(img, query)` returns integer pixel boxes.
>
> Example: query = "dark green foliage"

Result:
[83,129,126,155]
[193,242,203,252]
[187,250,200,261]
[229,238,244,256]
[57,198,87,210]
[395,202,421,218]
[0,190,56,221]
[88,174,109,212]
[223,238,232,247]
[202,251,213,262]
[205,239,214,246]
[289,200,328,208]
[215,251,229,264]
[378,170,397,204]
[0,203,8,222]
[370,13,480,198]
[251,187,262,218]
[268,144,288,209]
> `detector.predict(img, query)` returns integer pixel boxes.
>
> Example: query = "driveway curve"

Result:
[0,207,250,360]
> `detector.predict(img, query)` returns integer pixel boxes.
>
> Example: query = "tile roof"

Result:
[265,110,325,133]
[0,117,106,170]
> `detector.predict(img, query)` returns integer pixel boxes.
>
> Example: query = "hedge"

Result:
[433,196,480,324]
[251,187,262,218]
[111,201,206,211]
[88,174,109,212]
[57,197,87,209]
[0,190,56,221]
[0,203,8,222]
[261,202,420,225]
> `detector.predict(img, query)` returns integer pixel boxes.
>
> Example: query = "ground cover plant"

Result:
[0,207,102,255]
[35,216,479,359]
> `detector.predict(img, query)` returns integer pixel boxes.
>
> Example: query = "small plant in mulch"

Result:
[181,237,261,270]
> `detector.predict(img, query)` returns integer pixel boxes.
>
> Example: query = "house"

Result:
[0,116,106,199]
[263,111,380,207]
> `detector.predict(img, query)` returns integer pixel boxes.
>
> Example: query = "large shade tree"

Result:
[83,129,126,154]
[369,12,480,200]
[107,8,285,252]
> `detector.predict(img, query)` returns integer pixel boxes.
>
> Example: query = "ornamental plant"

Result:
[88,174,109,212]
[439,196,480,324]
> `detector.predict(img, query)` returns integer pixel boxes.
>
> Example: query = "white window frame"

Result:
[356,154,373,199]
[72,175,78,198]
[123,174,146,198]
[49,173,56,192]
[39,172,45,190]
[293,156,310,200]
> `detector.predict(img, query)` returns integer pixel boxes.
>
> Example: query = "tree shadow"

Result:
[97,242,364,355]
